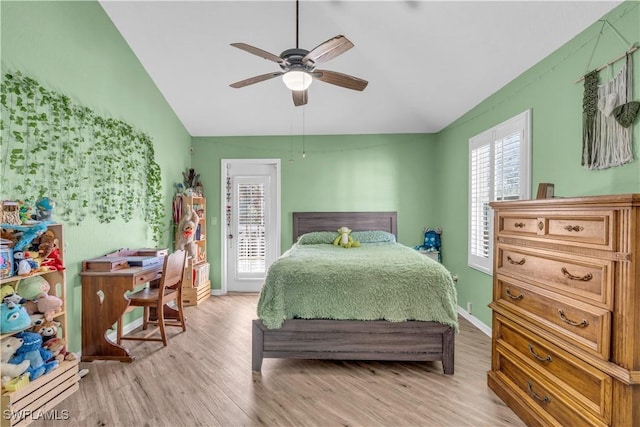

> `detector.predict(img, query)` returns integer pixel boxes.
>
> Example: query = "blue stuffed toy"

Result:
[1,302,31,334]
[414,227,442,262]
[9,331,58,380]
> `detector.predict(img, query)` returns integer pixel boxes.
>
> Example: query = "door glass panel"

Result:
[236,182,266,277]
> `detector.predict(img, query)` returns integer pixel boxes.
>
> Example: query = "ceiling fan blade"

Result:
[230,43,282,63]
[229,72,283,89]
[292,90,308,106]
[302,35,354,65]
[313,70,368,91]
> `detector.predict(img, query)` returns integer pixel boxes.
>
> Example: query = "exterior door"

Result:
[222,159,280,293]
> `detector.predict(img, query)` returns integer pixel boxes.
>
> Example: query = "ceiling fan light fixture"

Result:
[282,70,312,91]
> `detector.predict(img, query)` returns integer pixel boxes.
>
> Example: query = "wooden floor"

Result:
[33,294,524,427]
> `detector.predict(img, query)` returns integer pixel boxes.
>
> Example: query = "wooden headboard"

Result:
[292,212,397,243]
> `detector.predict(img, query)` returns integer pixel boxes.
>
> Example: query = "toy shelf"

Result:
[1,224,78,427]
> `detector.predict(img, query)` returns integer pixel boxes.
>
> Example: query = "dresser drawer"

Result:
[494,345,609,427]
[496,210,614,250]
[495,278,611,360]
[499,215,540,237]
[496,244,613,308]
[494,314,612,422]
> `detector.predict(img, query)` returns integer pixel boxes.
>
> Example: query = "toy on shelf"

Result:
[1,201,21,225]
[176,204,200,260]
[415,227,442,263]
[35,197,55,221]
[1,336,31,386]
[9,331,58,380]
[0,302,31,334]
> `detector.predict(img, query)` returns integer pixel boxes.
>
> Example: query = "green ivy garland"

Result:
[0,71,164,243]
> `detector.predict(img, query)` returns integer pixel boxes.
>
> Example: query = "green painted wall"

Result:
[2,0,638,354]
[1,1,191,351]
[192,134,438,290]
[434,1,640,327]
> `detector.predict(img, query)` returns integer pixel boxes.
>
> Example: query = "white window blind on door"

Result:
[468,109,531,274]
[236,182,266,277]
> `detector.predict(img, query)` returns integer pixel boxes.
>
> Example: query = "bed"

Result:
[252,212,458,374]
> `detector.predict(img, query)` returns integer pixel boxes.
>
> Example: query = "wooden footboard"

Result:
[252,319,455,374]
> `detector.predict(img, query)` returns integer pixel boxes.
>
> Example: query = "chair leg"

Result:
[142,307,149,330]
[177,297,187,332]
[158,304,167,346]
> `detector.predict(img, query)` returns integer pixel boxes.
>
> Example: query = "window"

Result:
[236,180,266,277]
[468,109,531,274]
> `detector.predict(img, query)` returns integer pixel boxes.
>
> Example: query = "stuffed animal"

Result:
[1,336,31,385]
[14,251,41,276]
[333,226,360,249]
[34,293,63,321]
[16,276,50,301]
[415,227,442,252]
[9,221,49,252]
[1,302,31,334]
[1,285,25,305]
[40,247,64,271]
[37,230,58,259]
[176,204,200,260]
[32,319,60,342]
[9,331,57,380]
[42,337,76,363]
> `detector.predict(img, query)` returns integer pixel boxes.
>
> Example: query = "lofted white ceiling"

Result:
[99,0,622,137]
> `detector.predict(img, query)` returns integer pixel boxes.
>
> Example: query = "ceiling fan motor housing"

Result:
[280,48,315,72]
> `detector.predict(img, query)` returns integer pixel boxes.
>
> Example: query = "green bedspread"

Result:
[257,242,459,331]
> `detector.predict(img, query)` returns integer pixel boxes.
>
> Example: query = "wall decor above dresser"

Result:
[488,194,639,427]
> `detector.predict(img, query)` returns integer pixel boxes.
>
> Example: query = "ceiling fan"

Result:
[229,0,368,106]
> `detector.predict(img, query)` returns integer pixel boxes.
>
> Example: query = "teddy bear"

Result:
[37,230,58,259]
[176,204,200,260]
[1,302,31,334]
[1,336,31,386]
[34,293,63,321]
[42,337,76,363]
[32,319,60,343]
[9,331,58,380]
[333,226,360,248]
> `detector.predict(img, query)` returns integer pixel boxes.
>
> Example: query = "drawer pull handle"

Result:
[563,225,584,232]
[558,309,589,328]
[527,381,551,403]
[528,344,552,363]
[561,267,593,282]
[514,222,526,228]
[507,256,526,265]
[505,287,524,300]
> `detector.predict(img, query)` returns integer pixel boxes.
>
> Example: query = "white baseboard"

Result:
[211,289,224,296]
[457,306,491,337]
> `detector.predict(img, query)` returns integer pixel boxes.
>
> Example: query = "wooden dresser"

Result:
[488,194,639,427]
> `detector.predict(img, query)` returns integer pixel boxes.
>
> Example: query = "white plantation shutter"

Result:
[468,110,531,274]
[236,182,266,277]
[470,142,492,261]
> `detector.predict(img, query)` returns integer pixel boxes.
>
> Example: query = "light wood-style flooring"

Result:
[33,294,524,427]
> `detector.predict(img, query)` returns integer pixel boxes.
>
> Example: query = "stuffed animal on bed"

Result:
[176,204,200,260]
[333,226,360,248]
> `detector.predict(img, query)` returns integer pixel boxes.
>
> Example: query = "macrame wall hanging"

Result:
[579,20,639,170]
